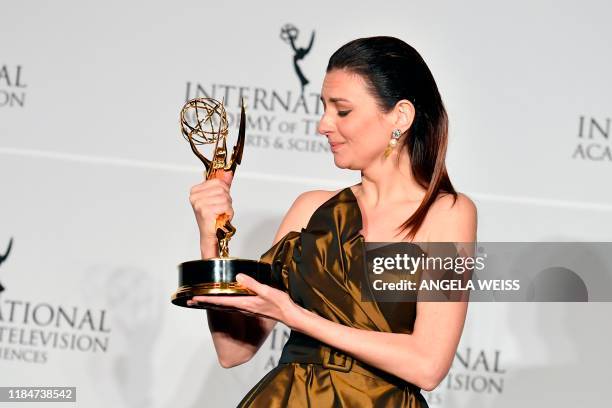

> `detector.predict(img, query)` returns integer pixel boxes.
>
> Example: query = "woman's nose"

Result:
[317,113,334,136]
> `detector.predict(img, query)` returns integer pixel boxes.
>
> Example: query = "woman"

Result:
[187,36,477,407]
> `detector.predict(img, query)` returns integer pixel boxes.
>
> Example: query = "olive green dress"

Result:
[237,187,429,408]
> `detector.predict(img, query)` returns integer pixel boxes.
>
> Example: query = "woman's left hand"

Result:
[187,273,304,329]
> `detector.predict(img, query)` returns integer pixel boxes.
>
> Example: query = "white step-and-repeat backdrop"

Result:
[1,1,611,407]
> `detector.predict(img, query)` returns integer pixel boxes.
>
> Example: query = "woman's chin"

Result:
[332,156,358,170]
[332,155,348,169]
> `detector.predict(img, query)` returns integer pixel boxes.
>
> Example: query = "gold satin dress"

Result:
[238,187,429,408]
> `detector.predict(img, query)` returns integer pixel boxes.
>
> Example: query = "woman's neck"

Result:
[356,149,426,208]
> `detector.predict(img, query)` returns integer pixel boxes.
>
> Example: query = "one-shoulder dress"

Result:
[237,187,429,408]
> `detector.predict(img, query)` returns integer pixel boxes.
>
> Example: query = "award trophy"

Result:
[171,97,272,309]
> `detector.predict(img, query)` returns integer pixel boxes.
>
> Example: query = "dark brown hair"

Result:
[327,36,457,240]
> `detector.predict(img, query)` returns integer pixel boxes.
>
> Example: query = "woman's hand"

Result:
[189,171,234,244]
[187,274,304,330]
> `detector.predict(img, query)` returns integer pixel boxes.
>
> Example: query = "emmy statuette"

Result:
[171,98,272,309]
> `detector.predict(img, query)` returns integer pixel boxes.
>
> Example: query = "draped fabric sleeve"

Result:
[259,231,301,292]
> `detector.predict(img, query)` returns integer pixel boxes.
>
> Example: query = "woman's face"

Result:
[318,69,394,170]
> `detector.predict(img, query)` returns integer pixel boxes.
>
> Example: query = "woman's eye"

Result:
[338,110,351,117]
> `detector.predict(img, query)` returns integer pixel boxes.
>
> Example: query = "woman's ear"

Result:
[393,100,416,132]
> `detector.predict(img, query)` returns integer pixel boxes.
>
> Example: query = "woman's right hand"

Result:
[189,171,234,245]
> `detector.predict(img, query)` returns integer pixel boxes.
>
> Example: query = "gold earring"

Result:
[384,129,402,158]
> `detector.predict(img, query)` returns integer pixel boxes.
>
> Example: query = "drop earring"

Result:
[384,129,402,158]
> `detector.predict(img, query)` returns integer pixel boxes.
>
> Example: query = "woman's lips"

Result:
[329,142,345,152]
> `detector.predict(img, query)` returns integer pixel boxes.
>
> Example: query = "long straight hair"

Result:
[327,36,457,240]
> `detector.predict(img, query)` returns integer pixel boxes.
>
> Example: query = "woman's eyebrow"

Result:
[320,96,351,103]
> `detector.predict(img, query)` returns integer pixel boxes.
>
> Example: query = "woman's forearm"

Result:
[200,238,218,260]
[206,310,275,367]
[200,238,275,368]
[290,307,440,391]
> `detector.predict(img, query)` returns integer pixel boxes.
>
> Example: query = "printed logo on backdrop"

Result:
[572,116,611,162]
[80,266,162,407]
[425,347,507,405]
[184,24,328,154]
[280,24,315,95]
[0,65,27,108]
[0,238,112,364]
[262,325,290,371]
[0,238,13,294]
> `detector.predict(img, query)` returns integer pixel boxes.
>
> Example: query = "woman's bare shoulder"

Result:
[426,192,478,242]
[431,191,477,212]
[293,188,344,210]
[272,188,344,242]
